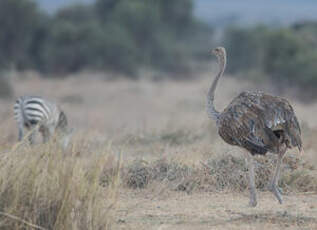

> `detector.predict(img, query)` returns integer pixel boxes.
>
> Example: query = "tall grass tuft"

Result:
[0,140,120,230]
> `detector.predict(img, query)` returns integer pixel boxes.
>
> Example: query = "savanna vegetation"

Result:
[1,0,317,98]
[224,23,317,98]
[0,74,316,229]
[0,0,211,77]
[1,0,317,229]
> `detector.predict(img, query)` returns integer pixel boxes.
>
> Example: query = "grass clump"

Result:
[125,159,198,193]
[0,141,120,230]
[202,153,317,193]
[124,153,317,194]
[126,161,152,189]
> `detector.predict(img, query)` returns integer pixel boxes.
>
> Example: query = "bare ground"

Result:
[1,71,317,229]
[115,191,317,230]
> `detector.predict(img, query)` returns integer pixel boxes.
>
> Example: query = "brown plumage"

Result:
[207,47,303,207]
[218,91,302,155]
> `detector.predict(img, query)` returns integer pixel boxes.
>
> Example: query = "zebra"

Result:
[14,96,73,149]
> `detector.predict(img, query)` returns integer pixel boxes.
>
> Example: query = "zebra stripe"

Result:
[24,98,50,120]
[14,96,71,147]
[14,96,56,126]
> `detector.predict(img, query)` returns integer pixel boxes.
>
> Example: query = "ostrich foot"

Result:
[268,184,283,204]
[249,199,257,207]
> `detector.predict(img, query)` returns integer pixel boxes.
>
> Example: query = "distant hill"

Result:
[36,0,317,27]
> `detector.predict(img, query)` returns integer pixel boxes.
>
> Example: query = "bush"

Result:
[0,0,43,70]
[224,26,269,73]
[224,23,317,98]
[264,29,317,89]
[0,0,212,78]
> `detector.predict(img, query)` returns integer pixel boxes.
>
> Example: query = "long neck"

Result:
[207,54,226,122]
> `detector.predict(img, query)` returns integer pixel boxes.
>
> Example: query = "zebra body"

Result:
[14,96,71,148]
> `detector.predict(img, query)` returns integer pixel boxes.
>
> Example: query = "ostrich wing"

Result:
[218,92,302,155]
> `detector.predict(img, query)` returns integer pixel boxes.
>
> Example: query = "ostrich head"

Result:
[212,47,226,60]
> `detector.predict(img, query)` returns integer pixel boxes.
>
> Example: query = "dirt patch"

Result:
[223,211,317,227]
[114,191,317,230]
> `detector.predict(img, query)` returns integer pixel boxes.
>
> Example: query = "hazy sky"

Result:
[36,0,92,12]
[195,0,317,27]
[37,0,317,27]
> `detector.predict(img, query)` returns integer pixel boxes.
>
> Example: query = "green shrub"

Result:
[0,0,211,78]
[224,24,317,97]
[0,0,43,70]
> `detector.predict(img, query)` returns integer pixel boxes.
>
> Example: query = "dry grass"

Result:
[0,71,317,229]
[122,152,317,195]
[0,137,120,230]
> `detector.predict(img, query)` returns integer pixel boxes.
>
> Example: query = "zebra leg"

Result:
[43,132,49,143]
[48,125,55,143]
[245,152,257,207]
[268,153,284,204]
[40,126,50,143]
[42,129,50,143]
[28,129,36,145]
[18,124,24,141]
[42,125,55,144]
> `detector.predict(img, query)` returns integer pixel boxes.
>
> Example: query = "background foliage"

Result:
[1,0,317,97]
[0,0,211,77]
[224,23,317,95]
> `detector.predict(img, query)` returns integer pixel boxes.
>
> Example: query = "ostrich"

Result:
[207,47,303,207]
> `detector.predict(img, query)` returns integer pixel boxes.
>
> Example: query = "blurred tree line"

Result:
[2,0,317,98]
[0,0,212,78]
[224,22,317,96]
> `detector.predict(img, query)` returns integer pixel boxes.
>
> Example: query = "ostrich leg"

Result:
[268,151,286,204]
[245,152,257,207]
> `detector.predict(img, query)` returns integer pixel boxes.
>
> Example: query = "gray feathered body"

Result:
[217,91,302,155]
